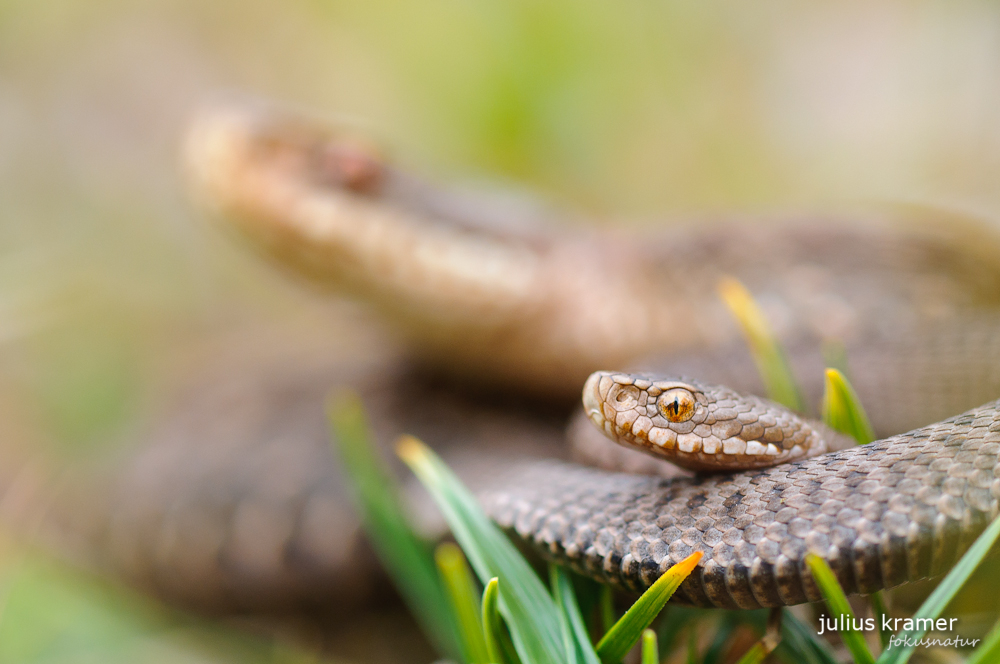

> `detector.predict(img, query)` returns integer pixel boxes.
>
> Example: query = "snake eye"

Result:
[658,388,696,422]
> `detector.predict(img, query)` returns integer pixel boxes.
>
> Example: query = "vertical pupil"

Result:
[669,399,679,415]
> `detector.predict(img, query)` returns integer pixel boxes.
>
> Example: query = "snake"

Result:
[176,102,1000,611]
[484,372,1000,608]
[12,101,1000,623]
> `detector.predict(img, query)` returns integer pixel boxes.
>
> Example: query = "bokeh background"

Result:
[1,1,1000,662]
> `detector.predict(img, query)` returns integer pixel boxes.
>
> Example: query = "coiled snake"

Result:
[23,102,1000,618]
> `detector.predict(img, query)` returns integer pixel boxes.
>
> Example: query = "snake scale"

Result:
[18,102,1000,620]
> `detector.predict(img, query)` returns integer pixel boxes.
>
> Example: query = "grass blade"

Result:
[655,606,701,657]
[868,591,891,651]
[733,608,782,664]
[398,436,566,664]
[877,514,1000,664]
[820,368,890,644]
[967,618,1000,664]
[821,368,875,444]
[483,578,520,664]
[327,393,459,659]
[718,277,804,412]
[805,554,875,664]
[701,613,739,664]
[775,609,839,664]
[436,543,490,663]
[686,628,699,664]
[641,629,658,664]
[595,552,703,664]
[734,643,768,664]
[599,586,615,636]
[550,565,601,664]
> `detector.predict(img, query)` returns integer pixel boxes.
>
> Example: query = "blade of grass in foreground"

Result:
[718,277,804,412]
[733,609,782,664]
[868,588,891,651]
[821,368,875,445]
[641,629,658,664]
[398,436,566,664]
[805,554,875,664]
[775,609,839,664]
[877,513,1000,664]
[967,618,1000,664]
[436,543,490,664]
[594,551,703,664]
[550,565,600,664]
[482,578,520,664]
[327,393,459,659]
[599,586,616,636]
[821,368,890,646]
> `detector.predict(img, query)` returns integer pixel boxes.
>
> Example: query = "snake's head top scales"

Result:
[582,370,829,472]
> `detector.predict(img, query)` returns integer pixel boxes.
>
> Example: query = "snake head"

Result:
[582,370,828,472]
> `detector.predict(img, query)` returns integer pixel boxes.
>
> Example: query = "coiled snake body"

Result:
[23,104,1000,617]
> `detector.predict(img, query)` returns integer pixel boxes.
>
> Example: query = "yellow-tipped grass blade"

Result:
[718,277,804,413]
[821,368,875,445]
[595,552,703,664]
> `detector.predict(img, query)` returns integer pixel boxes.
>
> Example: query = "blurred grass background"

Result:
[1,1,1000,662]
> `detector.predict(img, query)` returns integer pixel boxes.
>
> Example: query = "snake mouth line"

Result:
[581,371,605,425]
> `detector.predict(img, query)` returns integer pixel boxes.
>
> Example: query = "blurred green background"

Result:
[1,1,1000,662]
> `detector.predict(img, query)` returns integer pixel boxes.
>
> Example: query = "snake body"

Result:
[18,103,1000,620]
[483,373,1000,608]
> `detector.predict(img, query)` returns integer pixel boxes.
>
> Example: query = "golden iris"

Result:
[658,388,695,422]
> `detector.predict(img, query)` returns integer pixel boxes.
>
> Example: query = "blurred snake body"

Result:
[177,104,1000,610]
[36,104,1000,614]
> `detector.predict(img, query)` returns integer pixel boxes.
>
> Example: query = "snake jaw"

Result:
[582,371,604,421]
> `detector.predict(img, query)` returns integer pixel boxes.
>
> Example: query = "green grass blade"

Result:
[701,613,739,664]
[595,552,702,664]
[686,628,699,664]
[805,554,875,664]
[868,591,891,651]
[327,393,459,659]
[398,436,566,664]
[775,609,839,664]
[550,565,600,664]
[967,618,1000,664]
[733,608,782,664]
[483,578,519,664]
[599,586,615,636]
[641,629,658,664]
[436,543,491,664]
[820,369,890,651]
[734,643,768,664]
[876,514,1000,664]
[821,368,875,444]
[655,606,701,657]
[718,277,804,412]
